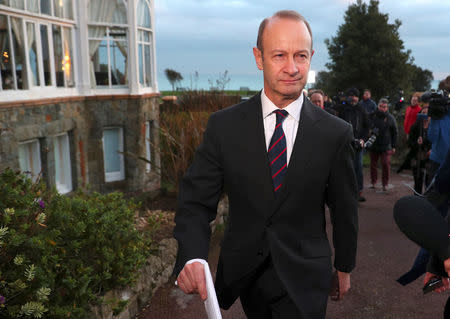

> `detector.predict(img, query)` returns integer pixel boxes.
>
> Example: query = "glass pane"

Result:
[53,133,72,193]
[54,0,73,19]
[88,0,126,23]
[103,128,121,173]
[138,43,143,85]
[137,0,151,28]
[26,22,39,86]
[10,0,24,10]
[0,14,14,90]
[90,39,108,86]
[52,25,64,87]
[110,40,126,85]
[0,0,9,6]
[18,140,41,182]
[27,0,39,13]
[144,44,151,87]
[62,27,74,87]
[40,25,51,86]
[40,0,51,15]
[11,17,25,89]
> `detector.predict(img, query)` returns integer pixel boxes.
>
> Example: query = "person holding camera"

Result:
[367,98,398,192]
[335,87,370,201]
[428,100,450,182]
[408,106,432,194]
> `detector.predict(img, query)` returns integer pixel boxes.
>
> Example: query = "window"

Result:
[137,0,153,88]
[145,121,151,172]
[88,0,128,88]
[18,139,41,182]
[52,132,72,193]
[0,0,73,18]
[102,127,125,182]
[0,8,75,91]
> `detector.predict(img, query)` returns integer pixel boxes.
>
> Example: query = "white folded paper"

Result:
[186,259,222,319]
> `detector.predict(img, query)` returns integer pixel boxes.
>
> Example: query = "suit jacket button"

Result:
[266,220,272,227]
[257,250,263,256]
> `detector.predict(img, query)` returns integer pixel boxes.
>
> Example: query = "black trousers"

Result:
[239,258,302,319]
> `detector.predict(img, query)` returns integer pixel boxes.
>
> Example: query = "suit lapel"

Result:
[240,92,276,203]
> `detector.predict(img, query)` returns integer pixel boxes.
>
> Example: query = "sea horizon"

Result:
[157,72,442,93]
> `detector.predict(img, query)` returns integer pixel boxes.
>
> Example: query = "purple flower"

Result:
[39,200,45,209]
[0,295,5,304]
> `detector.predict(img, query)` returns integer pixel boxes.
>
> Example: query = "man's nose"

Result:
[284,56,298,75]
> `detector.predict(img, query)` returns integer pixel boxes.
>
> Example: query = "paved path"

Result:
[139,169,449,318]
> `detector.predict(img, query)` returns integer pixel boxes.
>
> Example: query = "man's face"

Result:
[253,18,313,107]
[310,93,324,109]
[363,91,371,101]
[411,96,419,106]
[378,102,388,113]
[348,95,359,105]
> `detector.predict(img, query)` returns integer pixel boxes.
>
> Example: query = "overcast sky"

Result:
[155,0,450,84]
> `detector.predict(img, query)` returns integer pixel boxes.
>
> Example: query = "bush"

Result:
[0,169,151,318]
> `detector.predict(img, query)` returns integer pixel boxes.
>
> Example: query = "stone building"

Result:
[0,0,160,193]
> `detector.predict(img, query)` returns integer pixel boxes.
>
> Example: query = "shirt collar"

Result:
[261,90,303,122]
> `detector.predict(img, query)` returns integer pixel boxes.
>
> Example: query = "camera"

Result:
[421,90,450,120]
[364,128,379,149]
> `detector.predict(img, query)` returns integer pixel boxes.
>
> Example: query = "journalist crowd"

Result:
[308,85,450,316]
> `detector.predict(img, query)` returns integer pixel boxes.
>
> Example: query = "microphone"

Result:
[393,195,450,261]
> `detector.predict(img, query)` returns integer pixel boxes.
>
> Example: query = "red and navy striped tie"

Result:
[268,109,288,193]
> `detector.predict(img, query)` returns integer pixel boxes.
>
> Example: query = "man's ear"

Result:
[253,47,263,70]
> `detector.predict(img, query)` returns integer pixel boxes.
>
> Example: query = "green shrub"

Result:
[0,169,151,318]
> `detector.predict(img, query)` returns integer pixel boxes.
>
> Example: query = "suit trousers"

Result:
[239,257,302,319]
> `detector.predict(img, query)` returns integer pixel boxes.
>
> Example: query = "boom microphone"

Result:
[393,195,450,261]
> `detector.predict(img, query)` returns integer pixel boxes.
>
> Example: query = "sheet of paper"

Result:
[186,259,222,319]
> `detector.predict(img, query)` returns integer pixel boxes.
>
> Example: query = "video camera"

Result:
[364,128,379,149]
[421,90,450,120]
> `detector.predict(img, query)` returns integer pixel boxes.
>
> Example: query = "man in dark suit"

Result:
[173,10,358,319]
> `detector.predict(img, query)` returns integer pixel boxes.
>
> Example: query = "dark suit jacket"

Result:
[173,93,358,319]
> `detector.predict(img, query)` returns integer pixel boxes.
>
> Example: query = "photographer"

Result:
[428,92,450,181]
[367,98,398,191]
[408,107,432,194]
[335,88,370,201]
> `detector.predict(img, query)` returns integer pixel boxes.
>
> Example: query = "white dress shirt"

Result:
[261,90,303,165]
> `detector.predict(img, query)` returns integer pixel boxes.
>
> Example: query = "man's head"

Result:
[378,98,389,113]
[346,88,360,105]
[411,96,419,106]
[363,89,371,101]
[253,10,314,108]
[309,89,324,109]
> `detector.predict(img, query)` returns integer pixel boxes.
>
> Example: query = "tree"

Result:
[410,65,433,92]
[164,68,183,91]
[439,75,450,91]
[321,0,417,100]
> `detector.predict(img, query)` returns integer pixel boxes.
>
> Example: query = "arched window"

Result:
[87,0,128,88]
[137,0,153,88]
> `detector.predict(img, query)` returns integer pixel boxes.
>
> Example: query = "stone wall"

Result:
[0,94,160,193]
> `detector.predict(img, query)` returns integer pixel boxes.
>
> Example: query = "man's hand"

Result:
[330,271,351,301]
[176,262,207,300]
[423,272,450,293]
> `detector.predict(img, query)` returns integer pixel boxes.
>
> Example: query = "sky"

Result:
[154,0,450,89]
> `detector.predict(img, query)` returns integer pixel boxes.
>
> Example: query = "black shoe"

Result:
[358,195,366,202]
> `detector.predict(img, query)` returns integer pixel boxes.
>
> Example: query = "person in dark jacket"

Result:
[336,87,370,201]
[408,106,432,194]
[368,98,398,191]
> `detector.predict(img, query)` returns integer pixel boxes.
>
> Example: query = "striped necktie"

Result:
[268,109,288,193]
